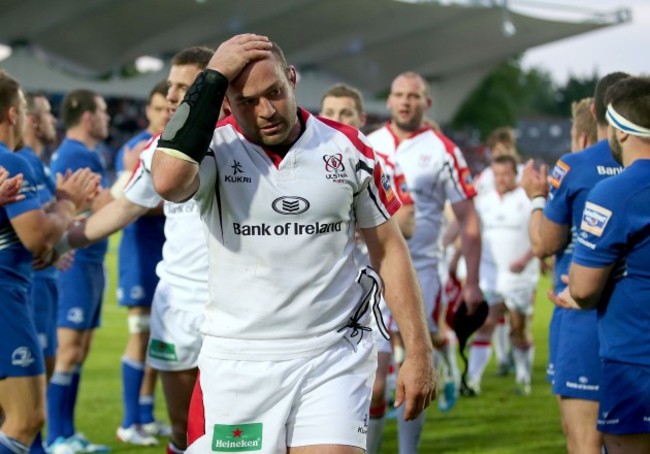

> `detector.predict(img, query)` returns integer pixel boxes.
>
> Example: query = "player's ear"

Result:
[287,65,297,88]
[580,132,588,150]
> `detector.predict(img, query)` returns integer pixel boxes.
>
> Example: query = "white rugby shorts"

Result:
[484,287,535,316]
[146,280,204,371]
[186,336,376,453]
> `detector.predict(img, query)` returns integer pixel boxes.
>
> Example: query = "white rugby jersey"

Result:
[367,123,475,271]
[474,186,540,293]
[474,164,524,197]
[124,137,209,307]
[194,109,400,360]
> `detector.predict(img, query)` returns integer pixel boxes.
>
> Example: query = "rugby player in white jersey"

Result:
[57,47,216,454]
[152,34,435,454]
[366,71,482,454]
[469,155,540,395]
[320,83,415,454]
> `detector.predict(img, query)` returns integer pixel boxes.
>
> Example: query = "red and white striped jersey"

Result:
[367,123,475,271]
[194,109,400,360]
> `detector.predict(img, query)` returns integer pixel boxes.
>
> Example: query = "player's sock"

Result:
[513,343,533,384]
[64,364,82,437]
[29,432,46,454]
[397,404,425,454]
[46,370,73,445]
[139,395,156,425]
[121,357,145,428]
[167,441,185,454]
[435,336,453,381]
[493,317,510,367]
[468,337,492,385]
[443,333,460,385]
[366,401,387,454]
[0,432,28,454]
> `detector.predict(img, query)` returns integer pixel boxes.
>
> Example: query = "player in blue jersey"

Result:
[47,89,112,454]
[0,166,23,206]
[562,75,650,454]
[54,47,216,454]
[0,70,98,454]
[112,81,171,447]
[15,92,63,454]
[521,71,629,454]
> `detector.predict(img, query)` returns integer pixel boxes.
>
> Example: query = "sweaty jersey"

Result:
[0,143,41,288]
[15,146,57,280]
[544,140,622,293]
[51,138,108,263]
[124,136,209,307]
[193,109,400,360]
[573,159,650,367]
[475,186,539,293]
[367,123,475,271]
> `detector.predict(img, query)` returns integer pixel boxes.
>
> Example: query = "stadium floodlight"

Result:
[0,44,11,62]
[135,55,164,73]
[501,0,517,37]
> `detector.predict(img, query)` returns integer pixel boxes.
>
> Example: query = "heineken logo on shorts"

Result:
[148,339,178,361]
[212,423,263,452]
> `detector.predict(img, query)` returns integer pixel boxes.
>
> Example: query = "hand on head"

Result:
[208,34,273,82]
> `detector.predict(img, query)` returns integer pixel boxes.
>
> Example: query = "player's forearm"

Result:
[569,263,611,310]
[529,210,548,258]
[459,213,481,286]
[151,151,200,202]
[28,200,76,255]
[368,228,432,356]
[74,196,148,247]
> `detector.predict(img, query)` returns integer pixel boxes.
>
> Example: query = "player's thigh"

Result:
[0,374,46,425]
[160,368,198,413]
[604,433,650,454]
[559,397,600,445]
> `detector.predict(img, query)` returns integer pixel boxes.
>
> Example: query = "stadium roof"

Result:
[0,0,630,120]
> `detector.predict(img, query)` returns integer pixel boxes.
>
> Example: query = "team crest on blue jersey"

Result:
[549,161,570,188]
[581,202,612,237]
[11,347,35,367]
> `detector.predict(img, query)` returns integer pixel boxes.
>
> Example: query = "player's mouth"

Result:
[260,123,282,134]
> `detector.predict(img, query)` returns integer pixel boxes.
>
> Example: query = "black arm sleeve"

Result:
[157,69,228,163]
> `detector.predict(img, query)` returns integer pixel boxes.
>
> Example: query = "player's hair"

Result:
[321,83,365,115]
[492,154,517,173]
[393,71,431,99]
[148,80,168,103]
[571,97,597,146]
[605,76,650,142]
[171,46,213,70]
[61,89,99,129]
[0,70,21,123]
[486,126,515,150]
[25,92,50,116]
[594,71,630,125]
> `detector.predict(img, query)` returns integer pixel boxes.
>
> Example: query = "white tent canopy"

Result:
[0,0,628,121]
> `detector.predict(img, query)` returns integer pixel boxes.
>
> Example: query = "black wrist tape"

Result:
[158,69,228,163]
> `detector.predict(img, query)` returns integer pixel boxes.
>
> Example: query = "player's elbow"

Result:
[569,284,599,310]
[531,244,548,259]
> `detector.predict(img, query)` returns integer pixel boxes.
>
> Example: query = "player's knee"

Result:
[56,343,83,368]
[127,313,151,334]
[12,407,45,438]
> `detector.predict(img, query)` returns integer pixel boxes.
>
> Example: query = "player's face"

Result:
[320,96,365,129]
[32,97,57,145]
[227,56,299,147]
[146,93,170,133]
[167,64,202,116]
[492,162,517,194]
[90,96,110,141]
[387,75,430,133]
[13,90,27,149]
[608,126,624,166]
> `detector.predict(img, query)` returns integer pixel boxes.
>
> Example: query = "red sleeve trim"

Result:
[432,130,477,198]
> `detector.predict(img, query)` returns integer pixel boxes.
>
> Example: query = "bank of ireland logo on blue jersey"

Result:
[549,160,570,188]
[11,347,35,367]
[581,202,612,237]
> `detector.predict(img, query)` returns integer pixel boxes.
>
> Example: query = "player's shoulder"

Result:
[312,114,376,161]
[0,149,33,174]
